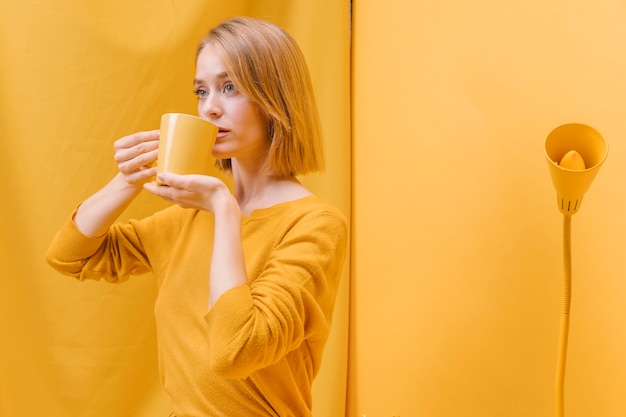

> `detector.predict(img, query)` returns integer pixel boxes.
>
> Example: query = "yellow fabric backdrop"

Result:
[0,1,351,416]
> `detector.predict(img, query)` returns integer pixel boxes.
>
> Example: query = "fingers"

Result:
[143,173,224,210]
[114,130,160,174]
[143,181,175,204]
[154,172,186,189]
[143,174,191,206]
[153,173,219,192]
[114,129,160,150]
[117,148,159,176]
[124,165,158,185]
[113,130,160,185]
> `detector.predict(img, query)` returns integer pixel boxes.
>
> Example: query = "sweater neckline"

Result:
[241,195,319,219]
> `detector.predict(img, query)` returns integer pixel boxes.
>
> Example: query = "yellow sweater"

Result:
[45,196,348,417]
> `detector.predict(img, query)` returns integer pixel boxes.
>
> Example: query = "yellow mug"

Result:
[157,113,218,185]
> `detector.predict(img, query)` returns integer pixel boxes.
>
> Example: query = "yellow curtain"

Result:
[0,1,351,416]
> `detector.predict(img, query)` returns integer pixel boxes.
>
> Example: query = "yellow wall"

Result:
[350,1,626,416]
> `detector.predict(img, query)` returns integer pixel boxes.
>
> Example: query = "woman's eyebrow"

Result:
[193,72,229,86]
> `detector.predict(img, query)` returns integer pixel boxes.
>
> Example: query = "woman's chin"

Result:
[212,152,229,159]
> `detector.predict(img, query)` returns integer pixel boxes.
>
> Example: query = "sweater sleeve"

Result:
[44,205,174,282]
[204,209,348,379]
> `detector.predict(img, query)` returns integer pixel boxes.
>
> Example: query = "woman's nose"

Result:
[198,94,222,119]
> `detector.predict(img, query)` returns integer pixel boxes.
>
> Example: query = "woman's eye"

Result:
[194,88,208,99]
[223,83,238,94]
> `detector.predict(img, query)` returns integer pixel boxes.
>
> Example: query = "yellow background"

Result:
[350,1,626,416]
[0,1,350,416]
[3,0,626,416]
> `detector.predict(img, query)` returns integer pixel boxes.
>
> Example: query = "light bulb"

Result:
[558,150,586,170]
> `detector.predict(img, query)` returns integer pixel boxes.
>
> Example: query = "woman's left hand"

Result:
[144,172,234,213]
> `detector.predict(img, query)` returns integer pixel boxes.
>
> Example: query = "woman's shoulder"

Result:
[245,196,347,231]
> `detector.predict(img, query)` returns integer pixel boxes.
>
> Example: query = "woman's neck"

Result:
[231,161,312,215]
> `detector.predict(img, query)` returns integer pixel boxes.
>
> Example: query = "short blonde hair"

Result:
[198,17,324,176]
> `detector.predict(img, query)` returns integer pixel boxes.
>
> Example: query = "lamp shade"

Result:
[545,123,608,215]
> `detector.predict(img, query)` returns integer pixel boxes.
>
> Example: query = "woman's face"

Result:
[194,44,270,166]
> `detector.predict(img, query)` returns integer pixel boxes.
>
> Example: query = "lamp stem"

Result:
[556,214,573,417]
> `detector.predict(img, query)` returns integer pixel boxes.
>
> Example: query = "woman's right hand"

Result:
[113,130,160,186]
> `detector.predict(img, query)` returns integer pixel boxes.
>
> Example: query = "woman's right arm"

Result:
[74,130,159,237]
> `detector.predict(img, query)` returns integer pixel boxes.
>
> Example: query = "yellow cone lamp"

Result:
[545,123,608,215]
[544,123,608,417]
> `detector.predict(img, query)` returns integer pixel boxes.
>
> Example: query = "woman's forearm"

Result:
[74,172,143,237]
[209,192,247,308]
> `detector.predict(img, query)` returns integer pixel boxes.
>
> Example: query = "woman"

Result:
[45,17,348,417]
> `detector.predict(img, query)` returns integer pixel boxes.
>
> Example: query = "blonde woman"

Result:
[46,17,348,417]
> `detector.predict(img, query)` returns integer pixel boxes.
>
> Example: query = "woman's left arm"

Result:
[144,172,247,307]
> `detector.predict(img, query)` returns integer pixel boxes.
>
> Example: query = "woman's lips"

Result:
[216,128,229,139]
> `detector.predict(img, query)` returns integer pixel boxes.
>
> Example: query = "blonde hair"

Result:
[198,17,324,176]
